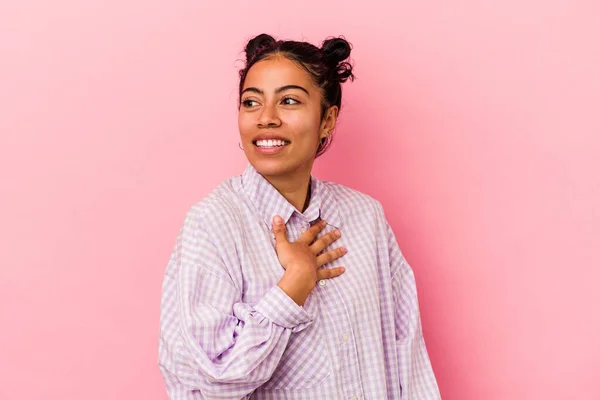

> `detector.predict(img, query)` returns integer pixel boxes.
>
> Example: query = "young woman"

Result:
[159,34,441,399]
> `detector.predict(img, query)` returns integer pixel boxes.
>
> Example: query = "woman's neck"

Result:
[265,171,312,213]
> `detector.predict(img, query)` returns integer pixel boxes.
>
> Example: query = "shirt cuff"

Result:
[254,285,313,331]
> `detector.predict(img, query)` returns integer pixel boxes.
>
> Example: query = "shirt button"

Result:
[352,397,359,400]
[318,280,327,287]
[300,228,306,233]
[342,333,349,342]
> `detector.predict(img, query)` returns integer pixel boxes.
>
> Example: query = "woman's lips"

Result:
[253,143,289,155]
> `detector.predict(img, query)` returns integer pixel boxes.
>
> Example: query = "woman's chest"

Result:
[233,216,387,317]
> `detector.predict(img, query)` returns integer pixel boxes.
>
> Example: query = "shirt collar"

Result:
[241,163,342,230]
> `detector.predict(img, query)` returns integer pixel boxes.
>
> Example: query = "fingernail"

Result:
[341,247,347,253]
[340,267,346,272]
[273,215,283,225]
[334,230,341,238]
[321,220,327,226]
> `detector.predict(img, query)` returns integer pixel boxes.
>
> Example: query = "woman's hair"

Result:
[238,34,355,157]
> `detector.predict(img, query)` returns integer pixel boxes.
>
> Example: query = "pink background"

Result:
[1,1,599,399]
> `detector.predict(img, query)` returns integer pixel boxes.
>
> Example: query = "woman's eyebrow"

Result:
[275,85,310,96]
[241,87,263,96]
[241,85,310,96]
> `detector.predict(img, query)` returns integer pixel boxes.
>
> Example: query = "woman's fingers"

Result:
[316,246,347,268]
[310,229,341,254]
[316,266,346,281]
[297,220,327,245]
[274,216,346,271]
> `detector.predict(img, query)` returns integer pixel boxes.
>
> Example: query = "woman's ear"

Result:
[320,106,339,140]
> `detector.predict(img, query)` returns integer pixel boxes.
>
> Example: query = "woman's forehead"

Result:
[242,57,317,92]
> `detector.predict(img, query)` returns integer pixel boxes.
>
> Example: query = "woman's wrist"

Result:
[277,270,315,306]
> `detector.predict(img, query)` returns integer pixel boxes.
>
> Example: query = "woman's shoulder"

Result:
[183,176,247,228]
[320,179,385,219]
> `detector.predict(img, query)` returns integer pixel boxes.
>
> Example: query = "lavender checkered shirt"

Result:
[158,164,440,399]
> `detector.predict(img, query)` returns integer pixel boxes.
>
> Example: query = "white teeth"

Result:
[256,139,288,147]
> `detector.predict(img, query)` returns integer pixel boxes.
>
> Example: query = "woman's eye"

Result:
[282,97,300,105]
[242,99,258,107]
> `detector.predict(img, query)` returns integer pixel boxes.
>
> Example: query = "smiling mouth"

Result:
[253,139,291,148]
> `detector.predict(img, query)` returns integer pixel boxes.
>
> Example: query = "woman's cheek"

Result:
[238,114,254,136]
[282,110,313,131]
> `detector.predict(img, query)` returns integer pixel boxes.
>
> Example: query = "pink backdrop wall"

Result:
[1,1,599,399]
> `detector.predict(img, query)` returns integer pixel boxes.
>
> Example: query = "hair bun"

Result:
[320,37,354,83]
[245,34,276,62]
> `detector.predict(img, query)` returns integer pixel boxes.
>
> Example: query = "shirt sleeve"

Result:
[386,221,442,399]
[158,210,313,400]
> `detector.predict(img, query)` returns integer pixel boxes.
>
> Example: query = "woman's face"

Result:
[238,56,336,180]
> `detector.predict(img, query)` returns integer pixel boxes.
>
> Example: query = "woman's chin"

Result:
[249,157,298,178]
[251,160,288,177]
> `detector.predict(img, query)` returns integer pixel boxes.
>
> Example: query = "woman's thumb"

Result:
[272,215,288,243]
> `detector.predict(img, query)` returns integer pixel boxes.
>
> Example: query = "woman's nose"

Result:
[257,103,282,128]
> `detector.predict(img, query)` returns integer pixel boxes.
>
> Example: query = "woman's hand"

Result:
[273,215,346,305]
